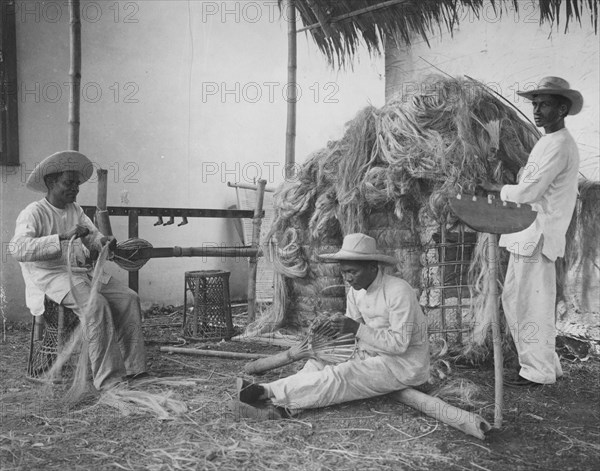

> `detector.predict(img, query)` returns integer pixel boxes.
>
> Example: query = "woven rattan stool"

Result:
[182,270,234,340]
[27,297,79,380]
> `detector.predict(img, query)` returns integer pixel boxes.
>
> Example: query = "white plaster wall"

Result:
[385,1,599,180]
[0,0,384,321]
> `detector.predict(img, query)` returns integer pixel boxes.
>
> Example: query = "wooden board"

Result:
[449,195,536,235]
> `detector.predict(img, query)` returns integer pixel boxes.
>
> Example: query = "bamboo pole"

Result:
[486,230,503,428]
[247,179,267,323]
[285,0,297,180]
[160,346,268,361]
[391,388,492,440]
[68,0,81,150]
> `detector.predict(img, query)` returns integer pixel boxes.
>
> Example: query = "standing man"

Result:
[236,233,430,418]
[482,77,582,387]
[11,151,147,390]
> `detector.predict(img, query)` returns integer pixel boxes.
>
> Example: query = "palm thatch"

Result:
[287,0,599,66]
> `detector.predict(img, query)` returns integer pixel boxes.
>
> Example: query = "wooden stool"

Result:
[182,270,234,340]
[27,297,79,379]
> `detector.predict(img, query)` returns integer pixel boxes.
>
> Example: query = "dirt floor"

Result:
[1,307,599,471]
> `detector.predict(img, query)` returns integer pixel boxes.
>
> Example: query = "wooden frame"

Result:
[82,190,267,320]
[0,0,19,166]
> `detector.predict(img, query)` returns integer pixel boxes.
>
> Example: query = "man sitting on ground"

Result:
[236,233,430,418]
[11,150,147,390]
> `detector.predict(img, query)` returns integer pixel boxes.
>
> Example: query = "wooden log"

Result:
[160,346,268,360]
[391,388,492,440]
[243,349,297,375]
[68,0,81,150]
[247,179,266,322]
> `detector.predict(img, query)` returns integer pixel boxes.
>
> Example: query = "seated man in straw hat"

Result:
[236,233,430,418]
[481,77,582,387]
[10,151,147,390]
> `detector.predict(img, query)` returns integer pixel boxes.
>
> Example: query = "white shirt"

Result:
[499,128,579,260]
[10,199,110,315]
[346,270,430,385]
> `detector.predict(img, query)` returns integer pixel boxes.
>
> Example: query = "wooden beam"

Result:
[80,206,260,219]
[297,0,408,33]
[122,246,261,261]
[305,0,335,38]
[247,179,266,323]
[0,0,19,165]
[96,169,113,236]
[486,232,503,428]
[128,209,139,292]
[227,181,276,193]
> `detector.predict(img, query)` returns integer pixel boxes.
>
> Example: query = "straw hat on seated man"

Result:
[10,150,147,389]
[235,233,430,419]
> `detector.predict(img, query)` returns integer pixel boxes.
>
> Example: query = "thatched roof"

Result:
[289,0,599,66]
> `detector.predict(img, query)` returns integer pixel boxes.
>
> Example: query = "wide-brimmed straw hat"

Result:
[517,76,583,115]
[319,233,397,265]
[26,150,94,193]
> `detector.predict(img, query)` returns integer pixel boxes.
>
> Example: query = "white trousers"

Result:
[266,354,410,410]
[502,243,563,384]
[63,277,147,389]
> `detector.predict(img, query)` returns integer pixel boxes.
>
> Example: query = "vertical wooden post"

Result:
[128,210,139,293]
[487,230,503,428]
[68,0,81,150]
[285,0,297,180]
[247,179,266,323]
[0,1,20,165]
[440,222,447,343]
[96,169,113,236]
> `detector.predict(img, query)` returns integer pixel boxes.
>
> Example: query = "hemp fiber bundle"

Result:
[253,75,538,347]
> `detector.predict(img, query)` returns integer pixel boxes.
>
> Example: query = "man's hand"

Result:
[330,314,360,336]
[59,224,90,241]
[100,235,117,252]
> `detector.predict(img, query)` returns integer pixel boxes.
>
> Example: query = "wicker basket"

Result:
[182,270,234,340]
[27,298,79,380]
